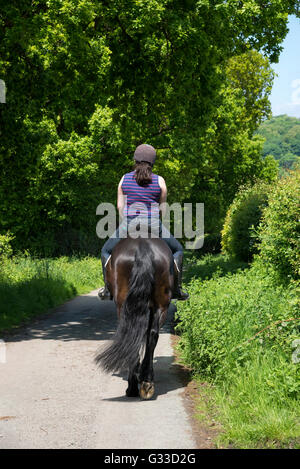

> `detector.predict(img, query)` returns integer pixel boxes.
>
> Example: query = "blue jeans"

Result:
[101,216,183,263]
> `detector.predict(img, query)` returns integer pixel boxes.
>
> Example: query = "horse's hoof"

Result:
[139,381,155,400]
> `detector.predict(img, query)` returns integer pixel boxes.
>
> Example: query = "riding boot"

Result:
[173,252,189,301]
[98,254,112,300]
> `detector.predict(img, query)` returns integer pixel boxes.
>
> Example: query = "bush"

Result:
[0,232,14,258]
[178,259,299,384]
[177,255,300,447]
[257,169,300,283]
[200,233,222,256]
[221,181,271,262]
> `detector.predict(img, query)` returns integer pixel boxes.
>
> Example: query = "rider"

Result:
[98,143,189,301]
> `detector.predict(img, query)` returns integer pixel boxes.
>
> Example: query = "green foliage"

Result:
[30,134,100,254]
[226,50,275,134]
[187,50,277,235]
[221,181,272,262]
[257,169,300,282]
[0,2,297,253]
[177,255,300,448]
[0,232,14,258]
[198,233,222,256]
[0,255,102,331]
[256,115,300,171]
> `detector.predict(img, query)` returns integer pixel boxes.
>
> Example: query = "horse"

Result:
[95,236,174,400]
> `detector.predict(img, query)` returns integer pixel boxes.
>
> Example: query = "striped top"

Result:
[122,171,161,218]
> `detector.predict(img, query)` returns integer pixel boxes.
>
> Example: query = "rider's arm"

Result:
[117,176,125,219]
[158,176,167,217]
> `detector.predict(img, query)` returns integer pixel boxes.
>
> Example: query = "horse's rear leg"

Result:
[139,309,161,400]
[126,360,140,397]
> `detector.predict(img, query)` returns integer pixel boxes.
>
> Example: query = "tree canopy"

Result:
[256,114,300,171]
[0,1,299,254]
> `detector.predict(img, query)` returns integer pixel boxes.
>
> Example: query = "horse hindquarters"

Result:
[95,238,172,400]
[95,241,155,374]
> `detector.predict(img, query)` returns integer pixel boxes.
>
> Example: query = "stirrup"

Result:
[98,286,111,301]
[98,254,112,300]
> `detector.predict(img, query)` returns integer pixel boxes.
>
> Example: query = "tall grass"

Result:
[0,255,102,332]
[177,254,300,448]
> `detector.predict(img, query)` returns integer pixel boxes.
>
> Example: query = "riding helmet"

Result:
[134,144,156,165]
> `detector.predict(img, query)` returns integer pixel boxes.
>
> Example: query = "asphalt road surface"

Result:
[0,290,197,449]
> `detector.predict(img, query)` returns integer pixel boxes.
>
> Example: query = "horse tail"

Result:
[95,241,155,373]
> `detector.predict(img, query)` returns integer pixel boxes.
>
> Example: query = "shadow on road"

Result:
[3,292,187,400]
[4,295,177,344]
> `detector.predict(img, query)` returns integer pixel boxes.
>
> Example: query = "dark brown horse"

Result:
[95,237,174,399]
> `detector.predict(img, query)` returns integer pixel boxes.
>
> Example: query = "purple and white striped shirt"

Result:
[122,171,161,218]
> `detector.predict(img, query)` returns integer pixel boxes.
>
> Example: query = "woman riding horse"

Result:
[96,236,175,398]
[98,143,189,301]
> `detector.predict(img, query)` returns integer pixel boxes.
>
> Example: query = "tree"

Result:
[0,1,298,253]
[186,50,278,235]
[256,115,300,171]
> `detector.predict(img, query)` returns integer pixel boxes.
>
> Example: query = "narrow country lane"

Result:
[0,291,197,449]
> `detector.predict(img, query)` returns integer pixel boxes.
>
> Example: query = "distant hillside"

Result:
[256,114,300,170]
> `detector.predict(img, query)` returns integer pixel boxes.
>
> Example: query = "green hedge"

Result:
[0,232,14,258]
[178,260,299,385]
[177,255,300,447]
[257,169,300,283]
[221,181,271,262]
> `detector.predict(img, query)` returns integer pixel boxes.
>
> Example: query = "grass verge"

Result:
[0,255,102,332]
[176,254,300,448]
